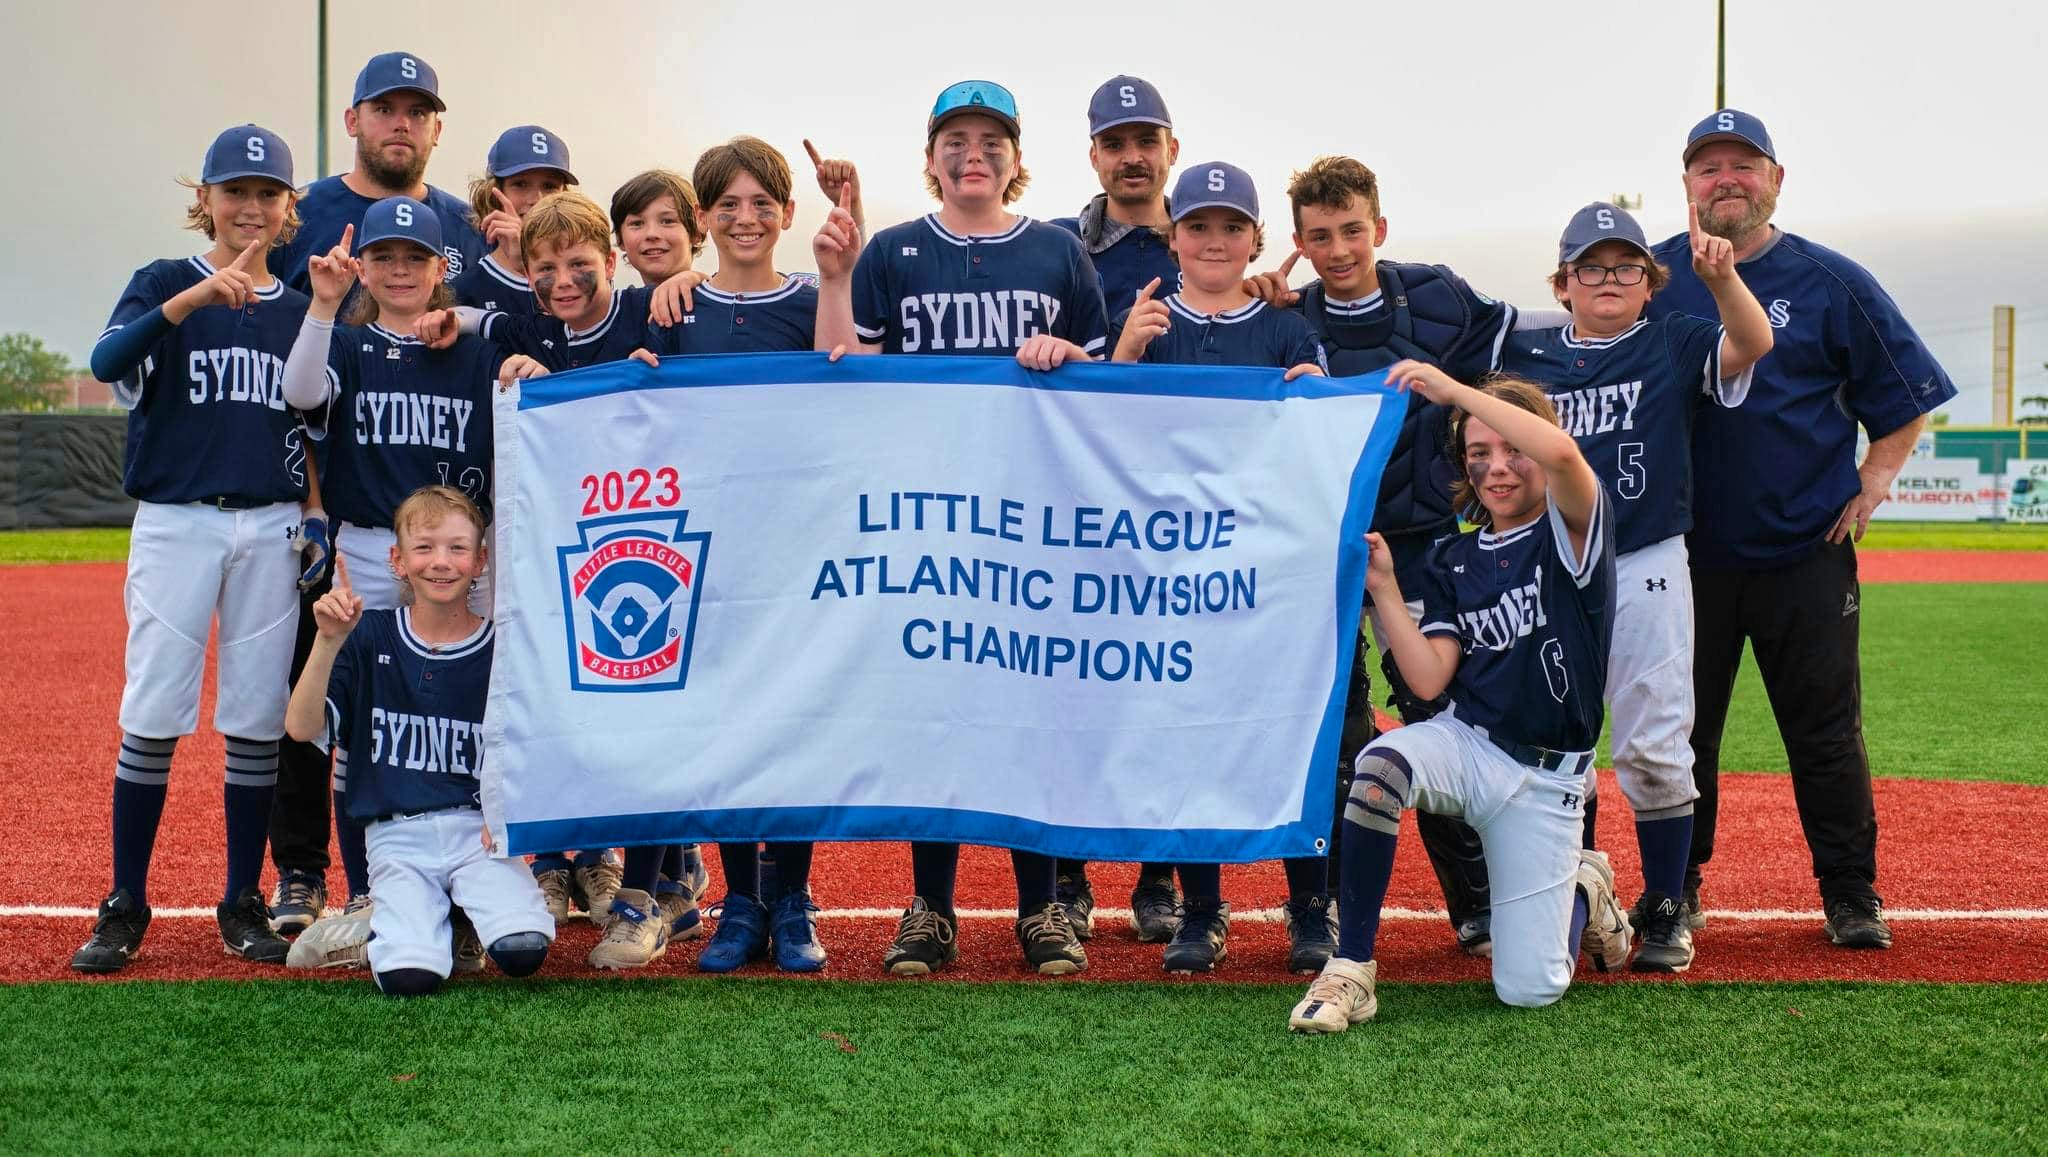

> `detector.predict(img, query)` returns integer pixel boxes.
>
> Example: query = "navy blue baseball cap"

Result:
[1683,108,1775,164]
[1557,202,1653,263]
[202,124,295,187]
[1087,75,1171,136]
[929,80,1021,141]
[489,125,577,183]
[1171,162,1259,222]
[353,51,446,111]
[355,196,445,257]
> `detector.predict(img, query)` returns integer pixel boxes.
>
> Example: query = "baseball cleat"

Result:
[771,890,829,973]
[218,886,291,965]
[1016,901,1087,976]
[1575,850,1633,973]
[677,845,711,904]
[287,893,374,969]
[1683,882,1707,930]
[1629,892,1696,973]
[697,893,771,973]
[534,868,573,924]
[451,907,485,974]
[1283,895,1339,974]
[588,888,670,970]
[656,880,704,942]
[882,897,958,976]
[269,870,327,936]
[1455,911,1494,958]
[574,851,624,925]
[1055,873,1096,942]
[1289,957,1378,1033]
[1823,896,1893,949]
[1129,875,1183,943]
[1162,899,1229,974]
[71,888,151,974]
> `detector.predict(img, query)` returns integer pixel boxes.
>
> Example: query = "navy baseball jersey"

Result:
[270,176,484,298]
[853,216,1109,356]
[1417,491,1617,753]
[479,286,669,372]
[97,257,316,504]
[1500,315,1736,555]
[322,608,494,822]
[1113,296,1327,370]
[452,254,537,319]
[1051,202,1181,318]
[1648,228,1955,568]
[316,324,501,527]
[654,274,817,355]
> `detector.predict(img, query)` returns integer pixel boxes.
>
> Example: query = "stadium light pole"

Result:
[315,0,329,178]
[1716,0,1727,108]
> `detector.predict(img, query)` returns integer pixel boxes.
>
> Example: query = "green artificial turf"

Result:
[0,978,2039,1154]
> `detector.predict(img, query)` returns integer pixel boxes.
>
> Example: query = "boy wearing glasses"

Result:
[1494,202,1770,973]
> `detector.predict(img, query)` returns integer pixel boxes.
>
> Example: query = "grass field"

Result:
[2,979,2042,1153]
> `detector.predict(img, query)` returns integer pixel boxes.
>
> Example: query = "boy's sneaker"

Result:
[1823,895,1893,950]
[656,881,704,942]
[1629,886,1708,934]
[1629,892,1696,973]
[772,890,829,973]
[588,888,669,970]
[678,845,711,903]
[451,907,485,974]
[697,894,771,973]
[71,888,151,974]
[534,867,573,924]
[218,885,290,964]
[1055,874,1096,942]
[1575,850,1633,973]
[1162,899,1229,973]
[1016,901,1087,975]
[288,893,374,969]
[1288,957,1378,1034]
[1283,895,1339,974]
[1129,875,1182,943]
[574,852,624,925]
[269,870,327,936]
[882,897,958,976]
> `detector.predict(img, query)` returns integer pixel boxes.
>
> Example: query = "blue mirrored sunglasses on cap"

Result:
[928,80,1021,139]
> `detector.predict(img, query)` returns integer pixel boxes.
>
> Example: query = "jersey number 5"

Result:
[1616,442,1646,500]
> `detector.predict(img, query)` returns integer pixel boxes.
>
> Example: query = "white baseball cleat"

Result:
[1288,957,1378,1033]
[286,894,374,970]
[1576,849,1634,973]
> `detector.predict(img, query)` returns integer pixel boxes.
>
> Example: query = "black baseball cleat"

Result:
[1161,900,1229,973]
[1129,876,1182,943]
[1055,874,1095,942]
[218,886,291,964]
[1636,885,1708,933]
[1823,896,1893,950]
[72,889,152,974]
[882,898,958,976]
[1016,901,1088,975]
[1455,911,1493,958]
[269,869,327,937]
[1283,895,1338,974]
[1629,892,1696,973]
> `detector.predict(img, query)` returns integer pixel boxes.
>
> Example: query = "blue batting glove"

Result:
[297,511,333,591]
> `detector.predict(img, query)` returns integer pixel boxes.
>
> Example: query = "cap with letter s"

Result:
[1170,162,1259,222]
[1088,75,1171,136]
[353,50,446,111]
[1557,202,1653,263]
[202,124,295,188]
[355,196,445,257]
[929,79,1021,141]
[1683,108,1774,164]
[488,125,577,183]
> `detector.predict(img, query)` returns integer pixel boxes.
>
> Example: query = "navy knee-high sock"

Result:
[1011,850,1056,915]
[112,734,177,906]
[222,737,278,904]
[910,842,959,913]
[622,845,663,895]
[1570,889,1590,953]
[332,789,371,899]
[661,844,685,880]
[1335,817,1399,962]
[1635,814,1694,898]
[719,843,761,899]
[770,842,814,894]
[1176,863,1222,906]
[1283,856,1329,903]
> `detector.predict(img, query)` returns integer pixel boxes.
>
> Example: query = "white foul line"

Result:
[10,905,2048,922]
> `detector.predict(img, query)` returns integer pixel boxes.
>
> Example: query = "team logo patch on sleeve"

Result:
[556,512,710,692]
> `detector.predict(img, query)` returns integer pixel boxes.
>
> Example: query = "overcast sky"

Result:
[6,0,2044,421]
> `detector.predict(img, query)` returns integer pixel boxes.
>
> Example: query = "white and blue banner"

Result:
[483,352,1402,862]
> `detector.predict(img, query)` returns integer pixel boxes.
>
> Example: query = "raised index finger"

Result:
[1134,276,1161,304]
[804,139,825,169]
[332,552,352,590]
[335,223,354,254]
[1278,249,1303,278]
[230,236,267,270]
[492,187,513,211]
[1688,201,1703,247]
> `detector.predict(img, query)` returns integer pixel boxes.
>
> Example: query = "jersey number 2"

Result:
[1616,442,1646,500]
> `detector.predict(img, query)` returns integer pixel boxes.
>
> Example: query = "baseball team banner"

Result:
[483,352,1402,862]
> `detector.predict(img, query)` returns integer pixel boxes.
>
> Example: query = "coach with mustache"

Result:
[1647,110,1954,951]
[1052,75,1181,317]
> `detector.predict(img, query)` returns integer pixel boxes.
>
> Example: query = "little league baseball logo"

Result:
[556,512,710,693]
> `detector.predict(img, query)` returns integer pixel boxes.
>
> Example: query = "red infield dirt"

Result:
[4,556,2043,987]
